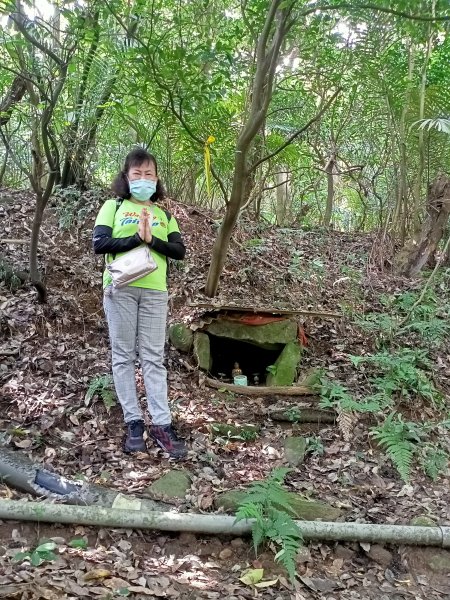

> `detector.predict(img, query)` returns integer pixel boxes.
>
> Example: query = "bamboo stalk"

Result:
[0,500,448,547]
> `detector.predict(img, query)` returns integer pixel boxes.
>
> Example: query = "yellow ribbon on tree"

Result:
[204,135,215,198]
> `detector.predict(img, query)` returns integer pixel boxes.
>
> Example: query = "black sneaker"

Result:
[124,420,147,453]
[150,424,188,459]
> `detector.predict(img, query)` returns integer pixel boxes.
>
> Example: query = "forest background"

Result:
[1,0,450,299]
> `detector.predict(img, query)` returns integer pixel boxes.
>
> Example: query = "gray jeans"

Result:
[103,286,171,425]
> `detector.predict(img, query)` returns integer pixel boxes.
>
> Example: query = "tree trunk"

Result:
[323,151,336,227]
[0,148,8,185]
[205,1,294,297]
[394,173,450,277]
[411,4,435,231]
[29,194,47,303]
[63,76,116,189]
[0,75,27,126]
[205,156,247,296]
[392,43,415,243]
[275,167,290,226]
[60,11,100,188]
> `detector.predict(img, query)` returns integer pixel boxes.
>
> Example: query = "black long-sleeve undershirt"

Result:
[92,225,186,260]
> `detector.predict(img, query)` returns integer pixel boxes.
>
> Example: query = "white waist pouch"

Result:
[106,245,158,288]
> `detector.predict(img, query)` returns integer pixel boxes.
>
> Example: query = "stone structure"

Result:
[169,311,303,386]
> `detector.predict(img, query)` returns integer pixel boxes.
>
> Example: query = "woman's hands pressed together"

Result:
[138,207,153,244]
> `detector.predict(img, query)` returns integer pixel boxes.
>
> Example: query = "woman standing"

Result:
[93,148,187,458]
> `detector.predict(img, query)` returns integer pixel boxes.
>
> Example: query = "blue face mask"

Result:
[129,178,157,202]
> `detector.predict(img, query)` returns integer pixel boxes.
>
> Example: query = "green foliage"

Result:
[282,407,302,422]
[266,364,277,376]
[318,378,388,413]
[306,436,325,456]
[85,375,117,412]
[69,538,88,550]
[235,468,303,582]
[289,251,327,283]
[243,238,264,249]
[350,349,441,406]
[419,443,449,481]
[371,414,449,482]
[53,187,104,230]
[370,414,422,482]
[0,258,24,292]
[356,289,450,347]
[14,542,57,567]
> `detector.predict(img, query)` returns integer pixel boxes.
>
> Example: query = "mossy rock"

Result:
[194,332,211,370]
[284,436,307,466]
[266,341,302,386]
[210,422,260,441]
[410,516,438,527]
[169,323,193,352]
[297,367,324,387]
[145,470,192,502]
[215,489,342,521]
[271,408,335,423]
[206,319,297,350]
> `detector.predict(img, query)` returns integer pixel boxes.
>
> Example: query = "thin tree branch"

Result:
[267,104,307,118]
[0,127,37,191]
[299,2,449,22]
[249,88,342,173]
[9,13,64,66]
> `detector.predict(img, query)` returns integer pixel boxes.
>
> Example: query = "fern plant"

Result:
[370,414,423,482]
[356,289,450,347]
[350,349,441,406]
[419,443,449,481]
[85,375,117,412]
[318,377,388,413]
[235,468,303,582]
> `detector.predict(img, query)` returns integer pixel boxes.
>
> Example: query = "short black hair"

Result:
[111,148,166,201]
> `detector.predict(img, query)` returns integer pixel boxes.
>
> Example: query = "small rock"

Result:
[202,466,215,475]
[50,537,66,545]
[284,436,307,466]
[427,550,450,573]
[334,544,355,560]
[219,548,233,560]
[410,516,438,527]
[367,545,393,566]
[295,546,312,564]
[230,538,245,548]
[179,532,197,546]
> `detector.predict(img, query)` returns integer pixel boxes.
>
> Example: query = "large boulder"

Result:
[206,318,297,350]
[266,341,302,386]
[169,323,193,352]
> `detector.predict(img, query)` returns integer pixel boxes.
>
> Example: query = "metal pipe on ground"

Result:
[0,500,449,548]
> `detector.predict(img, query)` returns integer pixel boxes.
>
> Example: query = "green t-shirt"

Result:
[95,199,180,291]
